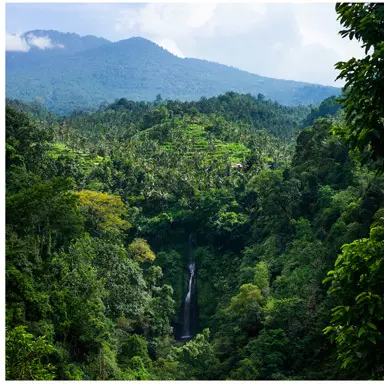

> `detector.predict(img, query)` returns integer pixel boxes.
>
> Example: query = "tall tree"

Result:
[333,3,384,167]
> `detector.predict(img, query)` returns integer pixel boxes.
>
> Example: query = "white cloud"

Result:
[6,32,64,51]
[277,43,341,85]
[187,4,217,29]
[6,3,365,86]
[113,3,364,86]
[155,38,185,58]
[6,33,29,52]
[201,3,267,37]
[293,4,363,61]
[25,33,64,50]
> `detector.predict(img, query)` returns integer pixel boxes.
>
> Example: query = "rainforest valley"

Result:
[5,3,384,381]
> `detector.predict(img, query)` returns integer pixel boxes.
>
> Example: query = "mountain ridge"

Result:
[6,29,341,114]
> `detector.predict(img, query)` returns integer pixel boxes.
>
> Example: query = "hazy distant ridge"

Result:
[6,30,341,113]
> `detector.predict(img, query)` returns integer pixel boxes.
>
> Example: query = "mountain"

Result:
[22,29,111,53]
[6,30,341,114]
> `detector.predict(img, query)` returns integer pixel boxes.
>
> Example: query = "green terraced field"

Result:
[136,118,250,164]
[48,142,106,174]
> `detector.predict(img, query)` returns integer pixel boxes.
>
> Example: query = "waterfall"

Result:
[181,233,196,339]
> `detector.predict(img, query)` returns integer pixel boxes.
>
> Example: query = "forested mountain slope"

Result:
[6,30,340,113]
[6,87,383,380]
[5,3,384,381]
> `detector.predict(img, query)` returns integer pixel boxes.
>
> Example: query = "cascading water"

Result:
[181,234,196,339]
[182,262,195,338]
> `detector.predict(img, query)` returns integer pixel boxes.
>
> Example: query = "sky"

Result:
[6,2,365,86]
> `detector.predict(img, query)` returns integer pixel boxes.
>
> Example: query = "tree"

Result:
[6,105,52,171]
[7,177,83,257]
[224,284,264,336]
[238,328,290,379]
[117,334,151,370]
[324,210,384,378]
[257,93,265,101]
[75,190,130,236]
[303,96,341,127]
[6,326,56,380]
[170,329,219,379]
[254,261,270,295]
[147,283,175,337]
[91,238,151,322]
[155,94,163,105]
[333,3,384,167]
[127,238,156,263]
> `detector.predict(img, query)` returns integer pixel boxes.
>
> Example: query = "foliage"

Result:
[169,329,219,379]
[127,238,156,263]
[303,96,341,127]
[333,3,384,167]
[6,326,56,380]
[5,30,384,379]
[324,212,384,378]
[6,104,52,171]
[75,189,130,235]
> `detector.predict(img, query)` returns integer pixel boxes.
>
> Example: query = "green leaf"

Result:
[367,322,377,330]
[358,327,366,338]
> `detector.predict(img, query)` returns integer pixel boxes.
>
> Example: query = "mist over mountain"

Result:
[6,30,340,114]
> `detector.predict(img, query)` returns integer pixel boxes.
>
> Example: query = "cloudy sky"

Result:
[6,2,364,86]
